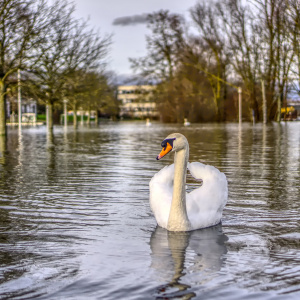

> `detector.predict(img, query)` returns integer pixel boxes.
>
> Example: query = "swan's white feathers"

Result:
[150,162,228,230]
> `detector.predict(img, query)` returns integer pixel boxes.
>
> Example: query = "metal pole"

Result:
[18,69,22,130]
[261,80,267,124]
[63,99,68,128]
[238,87,242,124]
[46,104,49,131]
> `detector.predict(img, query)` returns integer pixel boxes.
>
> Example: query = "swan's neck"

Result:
[167,146,191,231]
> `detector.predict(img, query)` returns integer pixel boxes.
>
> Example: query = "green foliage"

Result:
[37,114,46,121]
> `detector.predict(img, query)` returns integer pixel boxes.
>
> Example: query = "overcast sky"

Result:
[71,0,198,77]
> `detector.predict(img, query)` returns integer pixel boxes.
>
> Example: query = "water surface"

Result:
[0,122,299,299]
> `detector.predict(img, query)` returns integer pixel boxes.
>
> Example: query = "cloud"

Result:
[112,14,148,26]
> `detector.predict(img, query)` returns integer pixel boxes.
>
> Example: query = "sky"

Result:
[71,0,199,79]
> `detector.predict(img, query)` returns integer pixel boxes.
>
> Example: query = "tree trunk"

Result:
[0,80,7,136]
[277,94,281,122]
[216,101,222,122]
[73,103,77,128]
[46,103,53,134]
[0,134,6,164]
[87,108,91,125]
[95,110,98,125]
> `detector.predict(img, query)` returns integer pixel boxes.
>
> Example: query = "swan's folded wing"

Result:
[149,164,174,229]
[187,162,228,229]
[188,162,227,194]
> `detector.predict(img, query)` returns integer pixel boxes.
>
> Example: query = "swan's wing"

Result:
[149,164,174,229]
[187,162,228,229]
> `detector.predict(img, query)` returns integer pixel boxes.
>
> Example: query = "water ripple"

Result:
[0,122,299,299]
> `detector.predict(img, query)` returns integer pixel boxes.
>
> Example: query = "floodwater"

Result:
[0,122,299,300]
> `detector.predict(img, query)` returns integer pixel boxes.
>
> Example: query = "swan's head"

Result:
[156,133,188,160]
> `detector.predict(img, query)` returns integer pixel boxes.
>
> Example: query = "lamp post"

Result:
[18,69,22,131]
[261,80,267,124]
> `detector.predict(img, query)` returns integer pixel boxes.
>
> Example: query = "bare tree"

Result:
[0,0,49,136]
[288,0,300,103]
[216,0,262,120]
[190,1,229,121]
[129,10,185,82]
[28,0,111,132]
[252,0,293,120]
[128,0,300,123]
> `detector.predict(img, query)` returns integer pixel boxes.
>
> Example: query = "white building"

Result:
[7,97,37,119]
[117,85,159,119]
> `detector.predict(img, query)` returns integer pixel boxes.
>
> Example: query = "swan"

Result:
[183,118,190,126]
[146,118,152,126]
[149,133,228,232]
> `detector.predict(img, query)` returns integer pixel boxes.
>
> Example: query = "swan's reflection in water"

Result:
[150,224,228,299]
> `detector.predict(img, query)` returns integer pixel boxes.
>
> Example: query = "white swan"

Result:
[183,118,190,126]
[150,133,228,231]
[146,118,152,126]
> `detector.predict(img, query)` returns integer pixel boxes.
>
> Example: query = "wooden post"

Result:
[238,87,242,124]
[18,69,22,130]
[261,80,267,124]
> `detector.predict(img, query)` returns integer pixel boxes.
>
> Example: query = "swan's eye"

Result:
[161,140,167,150]
[161,138,176,151]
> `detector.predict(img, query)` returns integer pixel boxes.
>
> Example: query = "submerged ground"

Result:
[0,122,299,299]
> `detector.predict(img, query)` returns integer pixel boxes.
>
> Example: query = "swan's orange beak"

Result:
[156,142,173,160]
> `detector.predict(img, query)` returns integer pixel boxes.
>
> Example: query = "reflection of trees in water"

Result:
[186,125,229,168]
[0,135,7,166]
[46,131,57,174]
[259,123,300,210]
[150,224,227,299]
[0,132,34,288]
[225,123,300,211]
[0,130,80,294]
[0,133,19,231]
